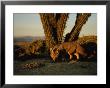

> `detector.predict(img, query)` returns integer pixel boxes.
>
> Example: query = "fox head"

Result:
[50,47,60,62]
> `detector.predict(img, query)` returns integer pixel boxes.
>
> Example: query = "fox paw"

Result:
[68,60,77,64]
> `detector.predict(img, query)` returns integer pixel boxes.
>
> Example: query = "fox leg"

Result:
[74,53,79,61]
[68,52,73,60]
[68,53,79,64]
[70,55,73,60]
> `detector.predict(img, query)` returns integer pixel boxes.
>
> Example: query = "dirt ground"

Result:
[14,58,97,75]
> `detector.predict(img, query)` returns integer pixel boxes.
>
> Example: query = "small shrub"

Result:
[21,61,45,69]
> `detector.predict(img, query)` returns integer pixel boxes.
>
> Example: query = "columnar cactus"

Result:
[39,13,69,49]
[65,13,91,42]
[40,13,57,48]
[56,13,69,44]
[39,13,91,49]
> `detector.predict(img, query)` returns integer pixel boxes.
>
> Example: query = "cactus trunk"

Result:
[65,13,91,42]
[40,13,57,49]
[39,13,69,49]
